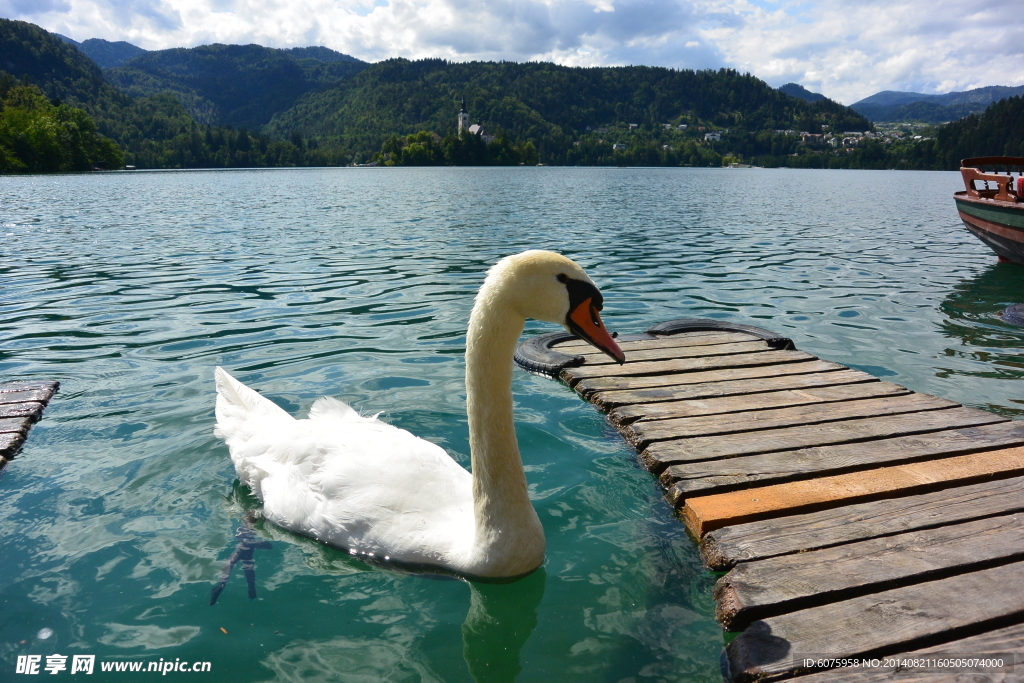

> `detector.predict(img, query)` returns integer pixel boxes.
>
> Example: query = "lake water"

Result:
[1,167,1022,683]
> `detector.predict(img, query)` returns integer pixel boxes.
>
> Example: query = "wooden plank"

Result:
[795,621,1024,682]
[0,403,45,419]
[576,360,849,400]
[661,421,1024,503]
[701,474,1024,571]
[0,432,23,459]
[592,365,863,410]
[681,445,1024,537]
[576,340,770,366]
[0,381,57,394]
[639,407,1006,473]
[715,513,1024,630]
[553,330,757,352]
[722,560,1024,683]
[624,391,945,449]
[607,370,882,424]
[0,417,32,435]
[561,350,818,385]
[0,388,54,405]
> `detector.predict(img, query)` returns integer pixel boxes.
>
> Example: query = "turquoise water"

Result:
[1,167,1022,682]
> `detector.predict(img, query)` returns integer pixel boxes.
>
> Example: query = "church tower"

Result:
[458,97,469,135]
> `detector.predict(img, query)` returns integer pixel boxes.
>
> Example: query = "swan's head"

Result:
[482,250,626,364]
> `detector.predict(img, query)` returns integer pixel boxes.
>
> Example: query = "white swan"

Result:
[214,250,624,579]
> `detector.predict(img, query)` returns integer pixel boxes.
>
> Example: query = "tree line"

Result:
[0,75,122,173]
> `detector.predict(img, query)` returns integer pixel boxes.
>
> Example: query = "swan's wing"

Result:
[293,418,474,564]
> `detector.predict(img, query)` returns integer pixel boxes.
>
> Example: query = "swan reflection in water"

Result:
[209,512,272,605]
[461,570,545,683]
[213,500,544,683]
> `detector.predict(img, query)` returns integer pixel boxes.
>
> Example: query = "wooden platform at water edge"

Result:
[0,380,59,472]
[516,320,1024,683]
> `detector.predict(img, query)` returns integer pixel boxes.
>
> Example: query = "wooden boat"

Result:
[955,156,1024,265]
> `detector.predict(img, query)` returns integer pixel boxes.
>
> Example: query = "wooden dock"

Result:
[516,319,1024,682]
[0,380,59,471]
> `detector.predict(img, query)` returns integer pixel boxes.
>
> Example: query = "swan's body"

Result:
[215,250,623,578]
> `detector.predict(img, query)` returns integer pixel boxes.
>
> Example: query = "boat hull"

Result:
[954,193,1024,265]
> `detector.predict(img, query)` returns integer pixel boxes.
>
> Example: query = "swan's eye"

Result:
[557,273,568,283]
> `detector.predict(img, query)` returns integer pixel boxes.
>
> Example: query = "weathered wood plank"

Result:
[592,365,863,410]
[561,350,818,385]
[553,330,757,352]
[662,421,1024,503]
[576,360,847,400]
[701,474,1024,571]
[795,621,1024,682]
[625,390,946,449]
[0,432,24,459]
[715,513,1024,630]
[0,402,46,419]
[608,371,883,424]
[681,445,1024,537]
[0,381,57,394]
[577,340,770,366]
[722,560,1024,683]
[0,381,57,460]
[0,388,54,405]
[0,417,32,435]
[640,407,1006,473]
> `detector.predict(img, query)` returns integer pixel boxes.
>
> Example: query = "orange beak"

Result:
[568,298,625,364]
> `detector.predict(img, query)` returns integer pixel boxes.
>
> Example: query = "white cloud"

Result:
[702,0,1024,102]
[3,0,1023,102]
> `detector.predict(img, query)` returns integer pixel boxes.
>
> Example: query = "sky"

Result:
[3,0,1023,104]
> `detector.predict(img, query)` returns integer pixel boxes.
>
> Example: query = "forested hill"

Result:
[56,36,150,68]
[0,19,130,117]
[106,44,368,128]
[852,85,1024,124]
[265,58,872,161]
[902,96,1024,169]
[0,19,336,169]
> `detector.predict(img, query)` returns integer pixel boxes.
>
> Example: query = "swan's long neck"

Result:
[464,277,545,574]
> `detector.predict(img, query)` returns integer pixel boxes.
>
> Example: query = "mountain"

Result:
[77,38,149,68]
[283,46,361,63]
[264,58,872,163]
[778,83,826,103]
[105,44,369,128]
[924,95,1024,169]
[0,19,131,123]
[0,19,338,170]
[852,85,1024,123]
[2,18,875,170]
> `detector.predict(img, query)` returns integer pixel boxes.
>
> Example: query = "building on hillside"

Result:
[468,123,495,144]
[458,98,470,135]
[457,99,494,142]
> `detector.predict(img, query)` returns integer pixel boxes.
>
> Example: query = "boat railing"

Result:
[960,156,1024,202]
